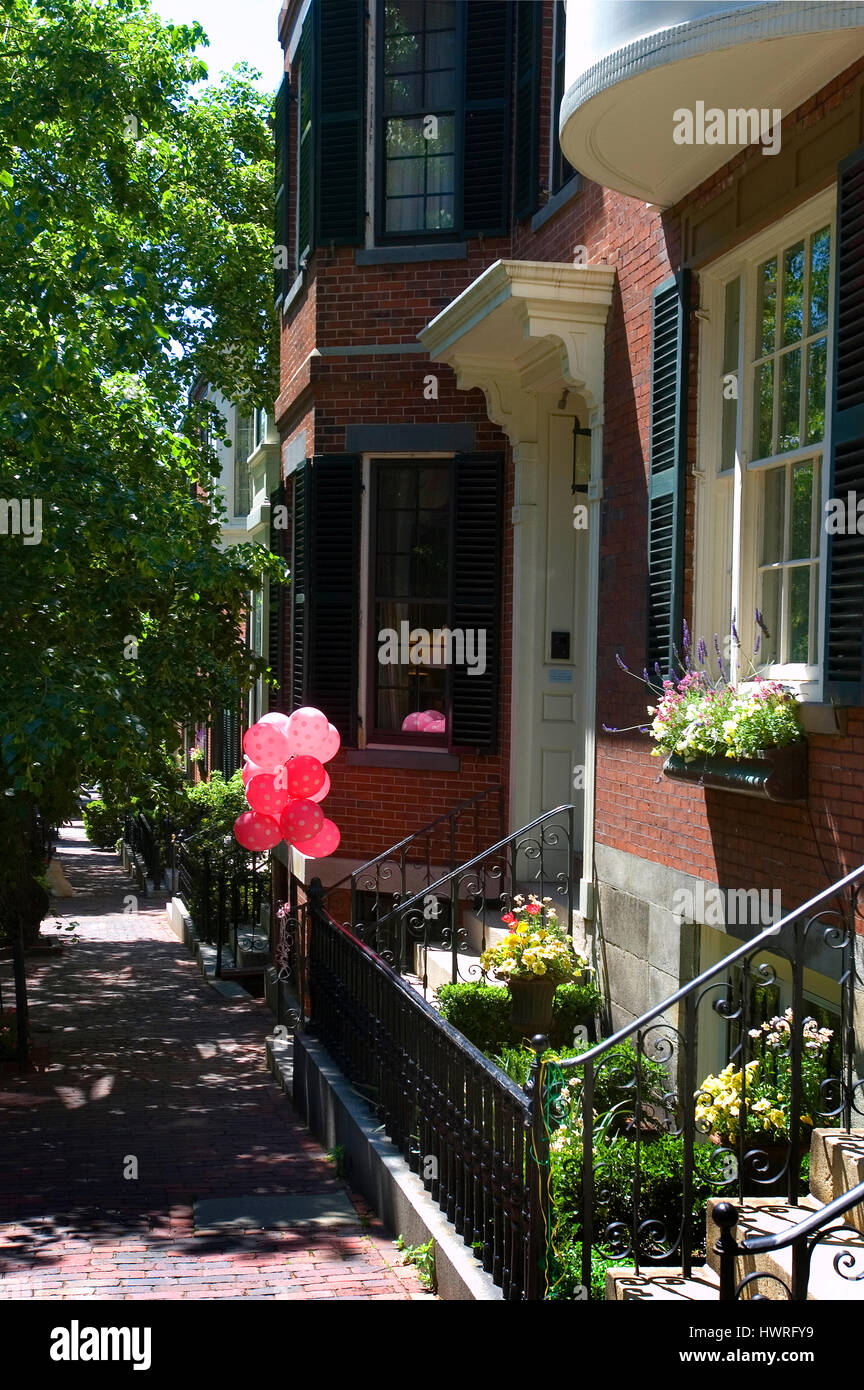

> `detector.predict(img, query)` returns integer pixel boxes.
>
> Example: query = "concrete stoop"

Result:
[266,1029,501,1301]
[607,1129,864,1302]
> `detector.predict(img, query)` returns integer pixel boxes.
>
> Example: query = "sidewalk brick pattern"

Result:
[0,825,430,1301]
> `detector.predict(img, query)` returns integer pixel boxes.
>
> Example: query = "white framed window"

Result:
[694,191,835,700]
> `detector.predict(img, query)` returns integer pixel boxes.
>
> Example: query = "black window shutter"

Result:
[647,270,690,675]
[306,455,361,742]
[290,465,308,713]
[463,1,512,237]
[824,144,864,703]
[513,0,541,221]
[451,453,503,751]
[297,14,314,262]
[267,481,287,712]
[316,0,365,245]
[274,76,291,305]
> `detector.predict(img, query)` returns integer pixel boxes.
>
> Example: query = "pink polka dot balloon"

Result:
[233,810,282,852]
[309,769,331,803]
[285,706,330,756]
[416,710,443,731]
[293,818,341,858]
[279,798,325,845]
[243,719,291,770]
[258,711,292,732]
[241,758,265,787]
[316,722,341,763]
[283,754,326,799]
[401,711,425,731]
[246,772,291,818]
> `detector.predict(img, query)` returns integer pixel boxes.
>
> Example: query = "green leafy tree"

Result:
[0,0,285,954]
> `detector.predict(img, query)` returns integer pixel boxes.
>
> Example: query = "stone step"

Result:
[607,1264,721,1301]
[810,1129,864,1231]
[705,1195,864,1300]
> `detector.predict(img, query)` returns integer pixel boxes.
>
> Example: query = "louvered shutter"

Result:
[647,271,690,674]
[513,0,541,220]
[306,455,361,741]
[316,0,365,245]
[451,453,503,751]
[463,1,512,237]
[824,145,864,703]
[297,16,314,262]
[268,481,287,712]
[274,76,291,304]
[291,465,308,712]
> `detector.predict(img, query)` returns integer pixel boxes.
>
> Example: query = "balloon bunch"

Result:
[233,707,341,858]
[401,708,445,735]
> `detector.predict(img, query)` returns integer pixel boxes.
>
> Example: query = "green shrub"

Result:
[435,978,603,1056]
[551,980,602,1045]
[491,1037,671,1119]
[82,798,124,848]
[552,1132,720,1258]
[436,982,512,1055]
[547,1240,629,1301]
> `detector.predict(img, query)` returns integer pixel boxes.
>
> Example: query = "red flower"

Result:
[525,903,542,915]
[501,912,516,926]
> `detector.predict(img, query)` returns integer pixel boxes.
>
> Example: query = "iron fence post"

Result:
[525,1034,550,1300]
[216,860,225,979]
[713,1201,739,1301]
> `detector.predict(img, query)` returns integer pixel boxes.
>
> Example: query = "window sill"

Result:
[798,702,847,736]
[530,175,582,233]
[347,747,461,771]
[354,243,467,267]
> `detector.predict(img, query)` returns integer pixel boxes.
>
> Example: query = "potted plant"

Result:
[695,1011,833,1190]
[480,895,589,1037]
[608,618,807,802]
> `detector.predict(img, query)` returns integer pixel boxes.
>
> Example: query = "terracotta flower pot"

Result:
[507,975,558,1038]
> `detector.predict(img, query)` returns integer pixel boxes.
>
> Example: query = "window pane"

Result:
[762,467,785,565]
[778,347,801,453]
[805,335,827,444]
[720,392,737,473]
[781,240,805,347]
[789,567,810,663]
[385,73,423,113]
[754,359,774,459]
[378,467,415,509]
[790,463,813,559]
[723,277,740,374]
[756,257,777,358]
[760,569,782,664]
[808,227,830,335]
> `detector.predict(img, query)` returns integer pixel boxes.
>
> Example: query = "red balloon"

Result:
[233,811,282,852]
[279,798,324,845]
[294,818,341,858]
[246,772,291,817]
[283,754,326,799]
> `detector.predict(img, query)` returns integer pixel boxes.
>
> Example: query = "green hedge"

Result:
[82,798,124,848]
[435,979,601,1054]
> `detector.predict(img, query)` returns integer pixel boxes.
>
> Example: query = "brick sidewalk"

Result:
[0,824,430,1301]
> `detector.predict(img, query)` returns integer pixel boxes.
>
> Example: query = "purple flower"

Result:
[697,636,708,666]
[755,608,770,637]
[615,653,629,672]
[682,619,691,653]
[731,613,739,645]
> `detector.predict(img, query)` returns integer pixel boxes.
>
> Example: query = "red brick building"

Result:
[273,0,864,1039]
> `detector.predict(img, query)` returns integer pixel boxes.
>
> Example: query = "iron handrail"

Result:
[372,803,577,930]
[716,1176,864,1255]
[319,782,505,905]
[555,860,864,1073]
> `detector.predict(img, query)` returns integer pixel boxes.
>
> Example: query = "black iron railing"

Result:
[367,804,578,993]
[713,1176,864,1299]
[177,835,269,977]
[543,863,864,1298]
[306,884,547,1300]
[271,784,506,1021]
[124,812,177,889]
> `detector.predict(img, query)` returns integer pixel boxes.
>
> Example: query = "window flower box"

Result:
[662,741,807,803]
